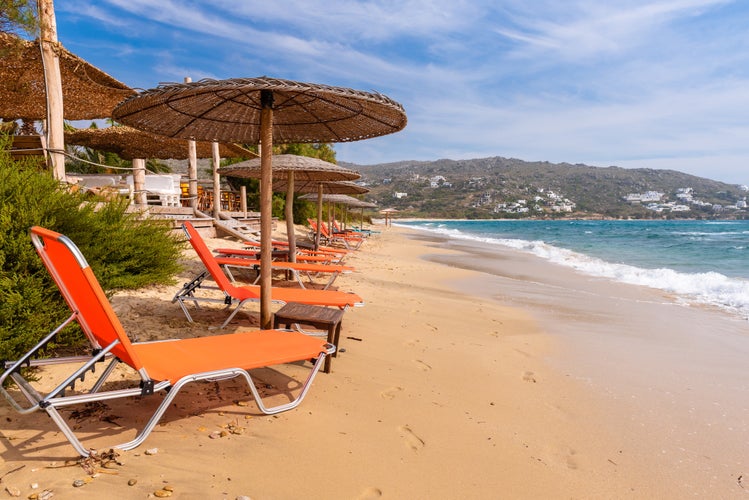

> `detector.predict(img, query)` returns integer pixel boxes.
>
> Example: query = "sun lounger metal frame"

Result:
[213,255,353,290]
[0,226,334,457]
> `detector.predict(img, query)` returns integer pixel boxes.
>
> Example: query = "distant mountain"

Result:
[340,157,748,219]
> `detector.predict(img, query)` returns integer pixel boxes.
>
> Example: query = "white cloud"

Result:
[54,0,749,184]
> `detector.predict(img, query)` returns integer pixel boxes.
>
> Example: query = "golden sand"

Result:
[1,224,747,498]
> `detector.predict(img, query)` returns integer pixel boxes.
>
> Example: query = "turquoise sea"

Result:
[396,219,749,320]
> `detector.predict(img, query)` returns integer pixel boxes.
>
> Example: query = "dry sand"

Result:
[1,224,748,498]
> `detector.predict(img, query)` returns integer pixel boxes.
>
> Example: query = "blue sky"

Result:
[53,0,749,185]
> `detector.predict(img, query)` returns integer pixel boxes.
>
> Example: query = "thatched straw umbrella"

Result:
[0,31,134,120]
[302,194,377,231]
[218,154,360,261]
[65,126,249,207]
[65,126,249,161]
[299,187,370,237]
[112,76,406,329]
[380,207,399,227]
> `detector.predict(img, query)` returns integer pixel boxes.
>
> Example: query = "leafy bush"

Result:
[0,134,184,362]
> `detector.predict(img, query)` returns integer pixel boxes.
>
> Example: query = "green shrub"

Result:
[0,134,184,362]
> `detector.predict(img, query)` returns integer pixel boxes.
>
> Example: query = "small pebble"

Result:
[163,485,174,492]
[72,480,86,488]
[145,448,159,455]
[153,489,172,497]
[128,479,137,486]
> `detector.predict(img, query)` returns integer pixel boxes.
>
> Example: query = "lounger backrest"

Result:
[308,218,330,237]
[29,227,143,370]
[182,222,245,296]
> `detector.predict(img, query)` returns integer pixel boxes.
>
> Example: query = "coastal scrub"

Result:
[0,134,183,361]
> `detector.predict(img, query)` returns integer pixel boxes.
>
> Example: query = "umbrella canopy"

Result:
[65,126,250,160]
[219,154,361,261]
[301,194,377,230]
[348,199,377,209]
[111,76,406,143]
[112,76,406,330]
[218,154,360,181]
[0,32,135,120]
[276,179,367,195]
[300,193,371,204]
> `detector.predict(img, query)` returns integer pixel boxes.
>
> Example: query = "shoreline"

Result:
[406,227,749,496]
[1,224,747,497]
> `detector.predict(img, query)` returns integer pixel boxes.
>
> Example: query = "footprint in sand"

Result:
[413,359,432,371]
[380,386,403,400]
[398,424,425,451]
[565,448,579,470]
[523,371,537,383]
[357,487,383,499]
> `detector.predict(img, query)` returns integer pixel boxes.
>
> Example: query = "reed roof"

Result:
[65,125,250,160]
[0,31,135,120]
[218,154,360,182]
[112,76,407,144]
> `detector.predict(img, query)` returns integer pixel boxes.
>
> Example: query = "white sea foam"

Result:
[402,223,749,320]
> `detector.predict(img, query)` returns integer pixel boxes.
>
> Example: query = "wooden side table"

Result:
[273,302,345,374]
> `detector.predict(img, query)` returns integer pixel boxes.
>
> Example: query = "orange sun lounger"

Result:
[0,226,334,457]
[241,239,349,263]
[215,247,336,264]
[173,222,364,328]
[308,218,364,250]
[213,253,355,290]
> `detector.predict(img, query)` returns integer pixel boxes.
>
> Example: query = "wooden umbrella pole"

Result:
[315,183,323,251]
[212,141,221,219]
[133,158,147,207]
[259,90,274,330]
[185,78,198,210]
[38,0,66,181]
[285,171,296,262]
[327,202,333,236]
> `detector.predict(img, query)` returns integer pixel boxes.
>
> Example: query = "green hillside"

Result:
[341,157,748,219]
